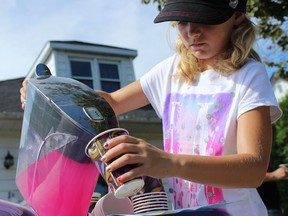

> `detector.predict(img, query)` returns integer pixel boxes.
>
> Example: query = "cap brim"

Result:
[154,3,234,25]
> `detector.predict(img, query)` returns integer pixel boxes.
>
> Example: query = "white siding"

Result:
[0,132,23,203]
[45,52,57,76]
[119,60,136,86]
[54,51,70,78]
[274,79,288,102]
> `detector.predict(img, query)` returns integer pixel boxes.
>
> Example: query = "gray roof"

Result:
[0,77,24,113]
[50,40,137,53]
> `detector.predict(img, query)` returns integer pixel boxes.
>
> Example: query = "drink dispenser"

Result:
[16,64,119,216]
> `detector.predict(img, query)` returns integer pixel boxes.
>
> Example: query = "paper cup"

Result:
[131,191,169,214]
[132,198,168,208]
[85,128,144,198]
[131,191,167,200]
[92,192,134,216]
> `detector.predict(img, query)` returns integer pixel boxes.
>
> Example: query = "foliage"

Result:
[141,0,165,11]
[247,0,288,78]
[247,0,288,50]
[271,95,288,215]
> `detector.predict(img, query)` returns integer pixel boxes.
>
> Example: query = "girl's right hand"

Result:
[20,79,28,110]
[101,134,174,183]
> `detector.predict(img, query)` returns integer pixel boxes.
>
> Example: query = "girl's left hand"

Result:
[101,134,173,183]
[20,79,28,110]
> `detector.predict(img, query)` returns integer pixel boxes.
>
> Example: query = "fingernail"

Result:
[117,177,122,183]
[101,155,106,162]
[103,142,109,148]
[106,165,111,171]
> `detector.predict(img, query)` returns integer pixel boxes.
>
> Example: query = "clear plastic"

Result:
[16,73,119,216]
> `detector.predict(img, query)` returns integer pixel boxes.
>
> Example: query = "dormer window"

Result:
[70,60,93,88]
[26,41,137,92]
[70,59,121,92]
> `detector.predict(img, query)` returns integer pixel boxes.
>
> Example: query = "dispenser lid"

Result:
[28,64,119,135]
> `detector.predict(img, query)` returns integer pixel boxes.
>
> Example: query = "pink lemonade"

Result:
[16,150,99,216]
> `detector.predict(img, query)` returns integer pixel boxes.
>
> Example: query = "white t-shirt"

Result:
[140,54,282,216]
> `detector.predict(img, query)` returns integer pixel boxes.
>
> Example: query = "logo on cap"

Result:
[229,0,238,9]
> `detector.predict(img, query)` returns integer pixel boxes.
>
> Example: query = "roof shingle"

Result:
[0,77,25,113]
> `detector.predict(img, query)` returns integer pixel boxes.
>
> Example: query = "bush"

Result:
[271,94,288,215]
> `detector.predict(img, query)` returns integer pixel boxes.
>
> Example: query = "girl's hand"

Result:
[20,79,28,110]
[273,166,288,180]
[102,134,174,183]
[264,166,288,182]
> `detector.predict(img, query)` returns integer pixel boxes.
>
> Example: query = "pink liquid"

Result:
[16,150,99,216]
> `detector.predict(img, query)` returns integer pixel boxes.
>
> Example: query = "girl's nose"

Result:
[187,23,201,38]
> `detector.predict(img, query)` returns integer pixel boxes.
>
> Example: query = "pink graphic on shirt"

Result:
[163,92,233,208]
[205,185,224,204]
[177,192,183,208]
[189,182,199,207]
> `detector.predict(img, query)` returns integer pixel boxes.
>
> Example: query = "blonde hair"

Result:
[175,16,261,83]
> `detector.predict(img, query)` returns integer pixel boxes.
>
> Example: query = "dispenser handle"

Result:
[35,64,52,78]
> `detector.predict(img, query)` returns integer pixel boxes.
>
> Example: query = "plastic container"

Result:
[16,64,119,216]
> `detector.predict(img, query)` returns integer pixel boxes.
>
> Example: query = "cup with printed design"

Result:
[85,128,144,199]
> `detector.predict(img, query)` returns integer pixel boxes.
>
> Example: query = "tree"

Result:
[271,95,288,215]
[141,0,288,77]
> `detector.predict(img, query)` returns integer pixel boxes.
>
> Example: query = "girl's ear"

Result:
[233,12,245,25]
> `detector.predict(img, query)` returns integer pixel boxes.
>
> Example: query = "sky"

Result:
[0,0,282,82]
[0,0,176,81]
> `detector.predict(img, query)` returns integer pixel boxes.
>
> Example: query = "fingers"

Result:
[102,135,146,182]
[103,142,140,165]
[274,166,288,180]
[105,152,140,170]
[20,79,28,110]
[21,102,25,111]
[101,135,168,182]
[282,166,288,179]
[117,166,143,183]
[104,134,138,149]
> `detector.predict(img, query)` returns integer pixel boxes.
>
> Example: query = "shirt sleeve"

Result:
[140,55,178,119]
[237,61,282,123]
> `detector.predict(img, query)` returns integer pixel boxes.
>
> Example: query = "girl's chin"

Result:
[193,54,210,60]
[191,50,205,58]
[191,51,217,61]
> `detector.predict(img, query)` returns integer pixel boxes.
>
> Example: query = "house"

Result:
[270,73,288,102]
[0,78,24,202]
[0,41,162,203]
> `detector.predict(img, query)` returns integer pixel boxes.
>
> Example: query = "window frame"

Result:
[69,57,94,89]
[68,57,122,92]
[97,60,121,93]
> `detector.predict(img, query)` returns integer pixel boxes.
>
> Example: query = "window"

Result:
[70,60,94,88]
[99,63,120,93]
[70,60,121,92]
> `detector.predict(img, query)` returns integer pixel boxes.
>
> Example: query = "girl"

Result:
[20,0,282,215]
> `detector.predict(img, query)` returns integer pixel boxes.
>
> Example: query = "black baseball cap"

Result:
[154,0,247,25]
